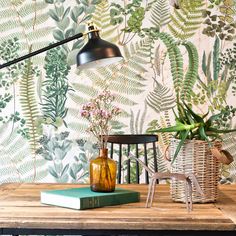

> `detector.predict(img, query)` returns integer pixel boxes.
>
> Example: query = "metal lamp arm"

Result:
[0,32,84,69]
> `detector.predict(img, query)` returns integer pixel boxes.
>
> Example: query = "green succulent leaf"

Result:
[207,127,236,133]
[202,110,209,119]
[154,122,198,133]
[171,130,190,164]
[205,112,223,127]
[177,102,187,123]
[183,102,203,123]
[198,125,210,143]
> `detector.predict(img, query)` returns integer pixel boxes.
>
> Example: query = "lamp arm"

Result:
[0,32,84,70]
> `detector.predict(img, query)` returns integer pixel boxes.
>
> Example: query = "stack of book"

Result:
[41,187,140,210]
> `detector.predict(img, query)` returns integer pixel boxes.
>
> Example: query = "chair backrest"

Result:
[106,134,158,184]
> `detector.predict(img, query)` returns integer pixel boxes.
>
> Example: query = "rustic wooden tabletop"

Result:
[0,183,235,235]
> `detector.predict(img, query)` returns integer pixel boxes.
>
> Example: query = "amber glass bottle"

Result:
[90,148,117,192]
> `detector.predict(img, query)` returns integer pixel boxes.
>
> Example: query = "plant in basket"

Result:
[150,101,236,202]
[80,89,121,192]
[154,101,236,164]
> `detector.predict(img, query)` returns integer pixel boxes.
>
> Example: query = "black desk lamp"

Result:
[0,24,123,70]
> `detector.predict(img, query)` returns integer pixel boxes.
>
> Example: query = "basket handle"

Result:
[163,144,171,162]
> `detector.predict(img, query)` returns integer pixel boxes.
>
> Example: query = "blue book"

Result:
[41,187,140,210]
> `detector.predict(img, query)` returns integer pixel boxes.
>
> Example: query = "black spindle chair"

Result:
[106,134,158,184]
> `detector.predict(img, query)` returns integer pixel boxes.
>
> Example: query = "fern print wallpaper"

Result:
[0,0,235,183]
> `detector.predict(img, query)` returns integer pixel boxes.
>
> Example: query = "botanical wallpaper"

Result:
[0,0,235,184]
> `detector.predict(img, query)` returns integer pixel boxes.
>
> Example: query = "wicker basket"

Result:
[169,138,221,203]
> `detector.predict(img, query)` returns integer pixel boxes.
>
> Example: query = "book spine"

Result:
[81,196,100,209]
[80,192,140,209]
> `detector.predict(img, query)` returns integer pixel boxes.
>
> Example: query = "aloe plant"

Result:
[151,101,236,163]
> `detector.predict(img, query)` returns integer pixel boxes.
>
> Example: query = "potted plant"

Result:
[151,101,236,202]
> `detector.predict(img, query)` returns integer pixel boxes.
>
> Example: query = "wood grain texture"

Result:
[0,183,235,232]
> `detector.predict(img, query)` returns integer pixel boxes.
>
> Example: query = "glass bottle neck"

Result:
[99,148,108,157]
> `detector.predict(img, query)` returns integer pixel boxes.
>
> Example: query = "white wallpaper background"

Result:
[0,0,235,183]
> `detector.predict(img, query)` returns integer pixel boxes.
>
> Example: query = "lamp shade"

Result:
[77,28,123,69]
[0,25,122,70]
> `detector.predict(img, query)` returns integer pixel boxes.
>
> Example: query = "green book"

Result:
[41,187,140,210]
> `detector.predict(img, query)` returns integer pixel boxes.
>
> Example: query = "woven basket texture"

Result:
[170,139,221,203]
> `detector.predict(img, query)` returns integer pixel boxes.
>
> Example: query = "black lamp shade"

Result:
[0,25,122,70]
[77,30,123,69]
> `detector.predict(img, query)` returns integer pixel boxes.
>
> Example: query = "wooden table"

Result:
[0,183,235,236]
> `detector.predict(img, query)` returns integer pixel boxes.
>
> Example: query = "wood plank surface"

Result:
[0,183,235,232]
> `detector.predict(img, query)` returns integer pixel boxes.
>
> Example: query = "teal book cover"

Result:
[41,187,140,210]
